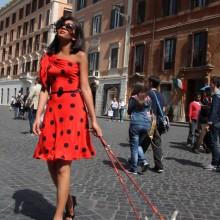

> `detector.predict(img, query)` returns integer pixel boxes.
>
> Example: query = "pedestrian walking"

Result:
[204,76,220,170]
[32,15,102,220]
[142,76,165,173]
[127,83,152,174]
[110,97,119,121]
[119,99,126,122]
[187,94,201,147]
[26,78,42,134]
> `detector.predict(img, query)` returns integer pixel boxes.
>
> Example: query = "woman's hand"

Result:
[91,121,103,137]
[33,116,41,136]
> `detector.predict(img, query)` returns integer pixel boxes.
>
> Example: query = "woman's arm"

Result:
[78,52,102,137]
[33,88,49,135]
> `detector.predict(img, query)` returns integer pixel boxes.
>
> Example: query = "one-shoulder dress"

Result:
[33,54,96,161]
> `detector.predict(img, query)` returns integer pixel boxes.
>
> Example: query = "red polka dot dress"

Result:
[33,54,96,161]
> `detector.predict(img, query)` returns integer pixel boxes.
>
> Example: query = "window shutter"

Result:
[172,38,177,68]
[96,52,99,70]
[163,0,169,16]
[187,34,193,67]
[202,31,208,65]
[84,0,87,7]
[110,9,114,29]
[160,40,165,71]
[119,6,124,26]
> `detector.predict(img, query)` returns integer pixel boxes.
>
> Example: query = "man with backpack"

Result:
[204,76,220,170]
[142,76,166,173]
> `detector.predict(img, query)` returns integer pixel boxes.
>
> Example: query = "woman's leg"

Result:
[47,161,73,219]
[53,160,72,220]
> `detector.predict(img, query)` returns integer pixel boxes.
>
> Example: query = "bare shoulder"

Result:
[75,51,87,63]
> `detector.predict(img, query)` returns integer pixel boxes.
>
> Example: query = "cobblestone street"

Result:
[0,106,219,220]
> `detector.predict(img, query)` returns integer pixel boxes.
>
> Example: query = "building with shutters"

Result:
[128,0,220,121]
[0,0,72,106]
[73,0,133,116]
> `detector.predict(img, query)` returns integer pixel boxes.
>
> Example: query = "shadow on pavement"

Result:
[12,189,55,220]
[103,157,128,171]
[165,157,204,168]
[169,141,193,153]
[119,142,130,147]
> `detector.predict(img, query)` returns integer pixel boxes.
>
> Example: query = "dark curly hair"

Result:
[47,15,84,54]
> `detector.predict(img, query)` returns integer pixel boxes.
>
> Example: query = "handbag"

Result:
[108,110,114,117]
[152,91,170,134]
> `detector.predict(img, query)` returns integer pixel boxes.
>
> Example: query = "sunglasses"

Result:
[55,23,75,32]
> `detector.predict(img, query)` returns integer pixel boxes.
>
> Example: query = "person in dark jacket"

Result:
[204,76,220,170]
[142,76,165,173]
[127,83,152,174]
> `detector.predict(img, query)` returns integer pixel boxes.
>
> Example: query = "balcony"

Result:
[19,72,36,82]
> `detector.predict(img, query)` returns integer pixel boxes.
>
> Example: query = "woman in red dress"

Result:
[33,15,102,220]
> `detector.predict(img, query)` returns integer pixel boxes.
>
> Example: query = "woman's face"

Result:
[56,19,76,40]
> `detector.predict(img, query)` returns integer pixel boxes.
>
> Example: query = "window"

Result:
[191,0,207,8]
[26,3,31,16]
[7,66,11,75]
[38,0,44,9]
[7,88,10,104]
[46,0,51,3]
[2,48,6,61]
[137,0,146,24]
[88,52,99,74]
[12,13,16,24]
[10,30,14,41]
[8,46,12,57]
[23,22,29,35]
[77,0,86,11]
[164,38,176,70]
[15,43,19,56]
[1,88,3,104]
[63,10,72,17]
[5,17,10,28]
[32,60,38,72]
[22,40,26,55]
[26,62,31,72]
[46,10,50,26]
[42,31,48,44]
[32,0,37,12]
[38,14,42,29]
[17,26,22,38]
[93,0,101,3]
[3,33,7,44]
[193,32,207,67]
[164,0,178,16]
[1,68,4,77]
[35,35,40,50]
[19,8,24,20]
[110,6,124,29]
[30,18,35,32]
[79,20,84,31]
[28,38,33,53]
[0,21,3,31]
[110,46,119,69]
[13,65,18,76]
[135,44,145,73]
[92,14,102,35]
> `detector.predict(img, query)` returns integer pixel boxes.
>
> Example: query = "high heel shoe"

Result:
[64,196,77,220]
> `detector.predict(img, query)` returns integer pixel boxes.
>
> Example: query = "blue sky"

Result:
[0,0,10,9]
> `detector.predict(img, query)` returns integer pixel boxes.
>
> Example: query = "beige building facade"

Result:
[0,0,72,105]
[73,0,133,116]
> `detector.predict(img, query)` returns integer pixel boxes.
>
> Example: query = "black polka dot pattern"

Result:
[60,130,64,136]
[68,62,73,66]
[80,118,83,123]
[68,79,73,84]
[58,104,62,109]
[77,131,80,136]
[64,143,69,148]
[52,133,56,138]
[91,151,95,156]
[59,117,64,123]
[61,69,65,75]
[70,103,75,108]
[69,115,74,120]
[75,145,79,150]
[49,107,52,112]
[82,148,87,153]
[66,129,71,135]
[50,120,54,125]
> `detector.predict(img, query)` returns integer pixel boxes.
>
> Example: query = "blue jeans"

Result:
[209,125,220,166]
[28,108,36,133]
[129,125,148,171]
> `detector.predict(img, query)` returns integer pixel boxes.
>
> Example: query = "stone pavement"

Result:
[0,106,219,220]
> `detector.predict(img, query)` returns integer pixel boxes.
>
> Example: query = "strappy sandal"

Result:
[64,196,77,220]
